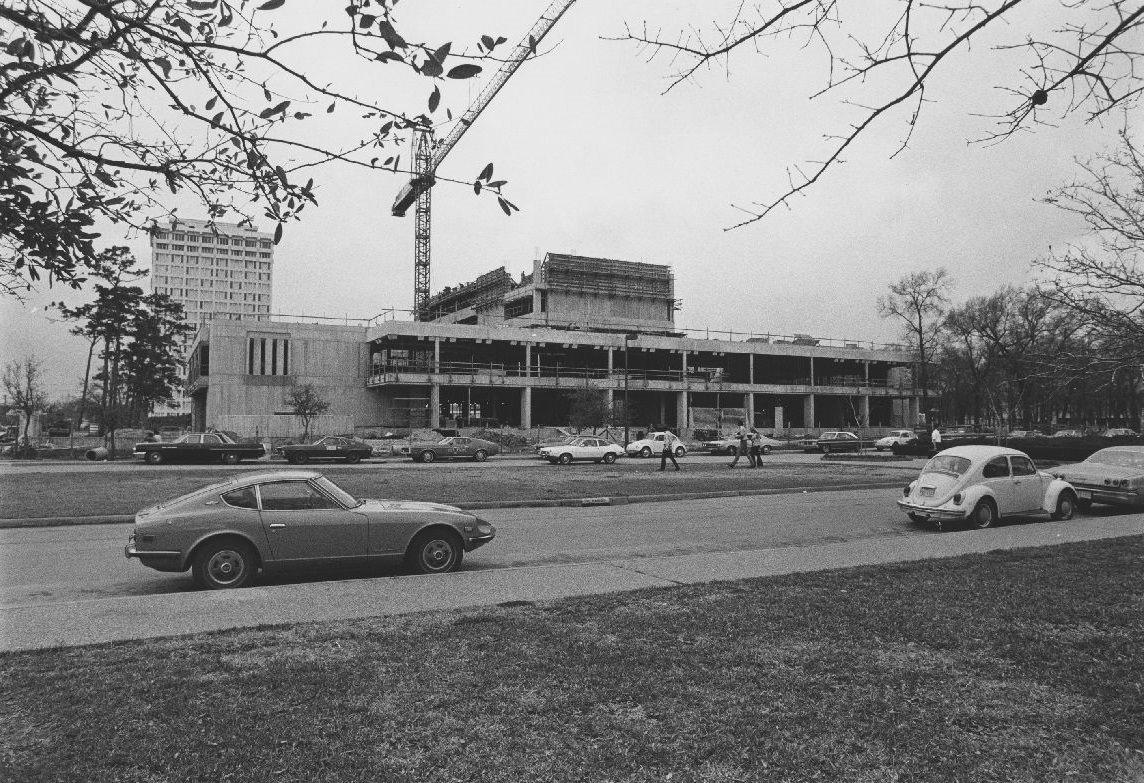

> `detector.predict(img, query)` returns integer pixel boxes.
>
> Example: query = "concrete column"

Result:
[429,384,441,428]
[676,390,688,432]
[681,350,688,378]
[804,394,816,429]
[749,353,754,384]
[860,395,870,427]
[521,386,532,429]
[433,338,440,373]
[809,356,814,386]
[746,392,755,426]
[607,347,614,373]
[525,343,532,377]
[605,388,614,412]
[659,394,666,426]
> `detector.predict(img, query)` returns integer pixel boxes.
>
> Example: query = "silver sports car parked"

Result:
[125,470,495,589]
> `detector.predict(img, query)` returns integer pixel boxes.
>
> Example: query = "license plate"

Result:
[1077,490,1092,500]
[920,486,935,497]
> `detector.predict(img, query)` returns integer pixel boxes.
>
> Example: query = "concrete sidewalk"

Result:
[3,512,1140,652]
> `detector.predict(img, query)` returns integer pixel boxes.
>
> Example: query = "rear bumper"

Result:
[896,499,967,519]
[125,542,184,572]
[1071,486,1144,507]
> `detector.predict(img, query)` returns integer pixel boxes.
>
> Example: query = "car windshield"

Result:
[313,476,361,508]
[922,454,972,476]
[1086,450,1144,469]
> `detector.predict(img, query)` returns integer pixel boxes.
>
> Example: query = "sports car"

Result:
[277,435,374,464]
[407,436,501,463]
[897,445,1077,530]
[538,436,625,464]
[124,470,495,589]
[1052,446,1144,510]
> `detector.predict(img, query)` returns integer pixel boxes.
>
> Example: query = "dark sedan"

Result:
[133,431,265,465]
[277,435,373,464]
[407,436,501,463]
[815,431,862,454]
[125,470,496,589]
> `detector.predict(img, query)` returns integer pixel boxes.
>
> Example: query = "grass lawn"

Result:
[2,537,1142,782]
[0,460,912,519]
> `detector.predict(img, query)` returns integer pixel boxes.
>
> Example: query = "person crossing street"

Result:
[659,427,681,471]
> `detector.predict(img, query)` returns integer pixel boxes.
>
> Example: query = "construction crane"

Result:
[392,0,577,321]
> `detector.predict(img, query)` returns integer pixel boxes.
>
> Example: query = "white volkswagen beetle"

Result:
[897,445,1077,530]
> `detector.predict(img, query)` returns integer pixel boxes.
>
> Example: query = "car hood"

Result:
[1055,463,1141,481]
[357,499,467,515]
[909,471,965,506]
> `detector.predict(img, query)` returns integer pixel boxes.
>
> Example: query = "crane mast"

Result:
[392,0,577,321]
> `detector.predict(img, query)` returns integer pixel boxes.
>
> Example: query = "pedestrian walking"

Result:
[658,428,681,471]
[750,428,762,468]
[931,425,942,454]
[729,422,750,468]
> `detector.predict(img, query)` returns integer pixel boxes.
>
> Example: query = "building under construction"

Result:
[424,253,678,335]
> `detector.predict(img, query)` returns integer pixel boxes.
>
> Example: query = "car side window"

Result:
[982,457,1010,479]
[203,434,221,445]
[222,486,258,510]
[1010,456,1037,476]
[259,481,340,511]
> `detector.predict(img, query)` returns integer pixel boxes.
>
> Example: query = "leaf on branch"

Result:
[188,0,216,10]
[497,196,518,216]
[478,162,493,181]
[428,85,440,113]
[420,56,443,78]
[327,102,336,113]
[474,180,482,195]
[481,35,495,51]
[273,223,283,244]
[358,14,376,29]
[258,0,286,10]
[447,64,482,79]
[155,58,172,79]
[375,51,403,64]
[434,42,452,63]
[259,100,290,119]
[205,96,217,111]
[210,111,224,126]
[293,112,311,120]
[376,21,406,50]
[488,179,507,188]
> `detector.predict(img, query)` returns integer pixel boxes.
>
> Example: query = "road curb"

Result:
[1,481,910,528]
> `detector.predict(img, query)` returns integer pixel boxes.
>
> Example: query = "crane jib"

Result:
[391,176,436,217]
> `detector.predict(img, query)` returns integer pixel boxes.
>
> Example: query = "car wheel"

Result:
[675,446,685,458]
[420,450,436,463]
[603,452,617,464]
[345,454,361,464]
[473,449,488,462]
[1076,497,1093,512]
[970,499,996,529]
[875,445,884,452]
[192,538,256,590]
[406,530,463,574]
[221,452,240,466]
[907,512,926,523]
[294,452,309,465]
[559,452,573,465]
[145,451,164,465]
[1051,491,1076,521]
[639,446,652,458]
[891,443,902,455]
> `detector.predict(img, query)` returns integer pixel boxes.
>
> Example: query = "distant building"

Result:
[185,253,924,436]
[151,218,275,415]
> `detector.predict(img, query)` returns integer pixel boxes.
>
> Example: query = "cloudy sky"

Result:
[1,0,1131,395]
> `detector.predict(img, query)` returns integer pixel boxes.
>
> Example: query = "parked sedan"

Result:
[124,470,496,589]
[277,435,373,464]
[625,432,687,458]
[701,435,782,456]
[815,431,861,454]
[898,445,1077,530]
[409,436,500,463]
[133,431,265,465]
[874,429,917,452]
[539,436,625,465]
[1052,446,1144,511]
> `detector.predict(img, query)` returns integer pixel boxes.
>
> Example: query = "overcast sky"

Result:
[1,0,1133,396]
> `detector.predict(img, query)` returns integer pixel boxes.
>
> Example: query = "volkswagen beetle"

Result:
[125,470,495,589]
[897,445,1077,530]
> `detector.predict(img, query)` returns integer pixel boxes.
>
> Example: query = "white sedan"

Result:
[539,436,625,465]
[625,432,687,458]
[874,429,917,451]
[897,445,1077,530]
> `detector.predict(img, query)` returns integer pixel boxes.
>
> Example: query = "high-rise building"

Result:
[150,218,275,416]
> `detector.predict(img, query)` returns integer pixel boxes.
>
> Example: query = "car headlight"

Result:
[902,484,912,497]
[952,493,963,505]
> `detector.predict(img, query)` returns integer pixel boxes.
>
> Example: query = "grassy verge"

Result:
[2,538,1142,782]
[0,461,912,519]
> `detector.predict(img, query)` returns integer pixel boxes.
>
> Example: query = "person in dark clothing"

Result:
[659,429,681,471]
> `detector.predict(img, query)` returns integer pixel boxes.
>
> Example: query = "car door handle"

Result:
[268,523,286,529]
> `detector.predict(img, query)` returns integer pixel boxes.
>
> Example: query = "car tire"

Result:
[876,446,884,452]
[639,446,652,458]
[1051,491,1076,521]
[675,446,685,458]
[559,453,573,465]
[145,451,164,465]
[603,453,617,464]
[294,452,309,465]
[345,454,361,464]
[473,449,488,462]
[891,443,902,455]
[221,452,240,466]
[761,445,772,455]
[1076,497,1093,512]
[420,450,436,463]
[192,538,256,590]
[907,512,925,523]
[406,529,463,574]
[970,499,996,529]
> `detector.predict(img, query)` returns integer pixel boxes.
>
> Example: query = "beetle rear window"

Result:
[923,455,972,476]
